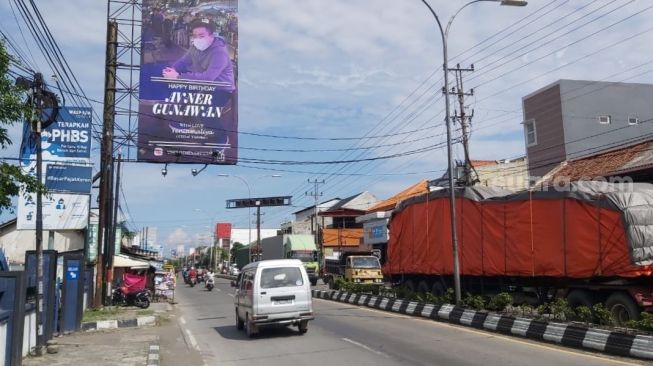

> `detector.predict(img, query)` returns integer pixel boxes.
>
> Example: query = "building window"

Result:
[598,115,611,124]
[523,119,537,147]
[628,115,639,125]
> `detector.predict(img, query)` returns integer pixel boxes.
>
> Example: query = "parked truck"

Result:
[323,251,384,289]
[261,234,320,285]
[385,182,653,323]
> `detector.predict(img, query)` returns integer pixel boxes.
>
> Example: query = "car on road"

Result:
[232,259,314,338]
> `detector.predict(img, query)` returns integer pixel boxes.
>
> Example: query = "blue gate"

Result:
[0,272,26,366]
[61,255,85,333]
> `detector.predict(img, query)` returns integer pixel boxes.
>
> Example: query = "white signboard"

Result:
[17,193,89,230]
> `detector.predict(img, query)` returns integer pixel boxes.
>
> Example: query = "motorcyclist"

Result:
[189,267,198,283]
[205,270,215,287]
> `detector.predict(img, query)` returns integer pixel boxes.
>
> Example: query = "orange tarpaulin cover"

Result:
[386,194,653,279]
[322,228,363,247]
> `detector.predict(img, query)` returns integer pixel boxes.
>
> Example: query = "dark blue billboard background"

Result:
[138,0,238,164]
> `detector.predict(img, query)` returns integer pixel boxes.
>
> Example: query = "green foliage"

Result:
[591,303,614,326]
[0,41,42,212]
[462,293,486,310]
[575,305,593,324]
[487,292,513,312]
[626,312,653,331]
[550,298,575,321]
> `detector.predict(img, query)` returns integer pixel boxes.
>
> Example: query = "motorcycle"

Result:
[206,277,214,291]
[189,276,197,287]
[112,286,151,309]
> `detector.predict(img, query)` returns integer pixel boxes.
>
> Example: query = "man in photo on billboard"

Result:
[162,18,235,99]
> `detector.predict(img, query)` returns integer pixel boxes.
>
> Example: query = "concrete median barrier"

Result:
[312,289,653,361]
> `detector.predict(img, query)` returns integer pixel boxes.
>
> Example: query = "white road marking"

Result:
[185,329,200,351]
[228,293,234,297]
[341,337,390,358]
[179,316,186,325]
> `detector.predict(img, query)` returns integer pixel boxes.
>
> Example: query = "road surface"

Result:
[167,277,645,366]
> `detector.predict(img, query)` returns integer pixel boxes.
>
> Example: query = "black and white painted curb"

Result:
[312,290,653,360]
[81,315,157,332]
[147,343,160,366]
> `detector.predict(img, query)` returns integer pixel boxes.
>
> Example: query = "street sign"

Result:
[66,265,80,281]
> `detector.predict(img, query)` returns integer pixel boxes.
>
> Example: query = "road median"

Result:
[312,289,653,361]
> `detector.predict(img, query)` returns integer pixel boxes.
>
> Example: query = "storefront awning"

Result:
[113,254,151,269]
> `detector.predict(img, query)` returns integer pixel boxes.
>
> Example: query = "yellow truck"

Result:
[323,251,383,289]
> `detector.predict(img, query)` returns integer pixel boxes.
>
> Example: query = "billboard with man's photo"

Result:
[138,0,238,164]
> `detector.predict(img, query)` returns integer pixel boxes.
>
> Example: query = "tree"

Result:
[230,242,244,260]
[0,41,41,212]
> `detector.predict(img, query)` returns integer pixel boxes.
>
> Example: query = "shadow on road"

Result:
[214,324,304,340]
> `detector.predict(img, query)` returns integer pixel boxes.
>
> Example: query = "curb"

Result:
[312,290,653,360]
[147,342,160,366]
[81,315,157,332]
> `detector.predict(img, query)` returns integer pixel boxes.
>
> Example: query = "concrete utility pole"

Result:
[95,20,117,308]
[306,179,324,260]
[451,63,477,186]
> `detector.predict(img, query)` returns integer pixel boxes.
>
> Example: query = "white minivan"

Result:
[232,259,314,337]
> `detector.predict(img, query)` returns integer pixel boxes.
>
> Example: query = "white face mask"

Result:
[192,37,212,51]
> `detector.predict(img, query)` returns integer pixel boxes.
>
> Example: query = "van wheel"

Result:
[235,310,244,330]
[605,292,640,325]
[245,314,257,338]
[298,320,308,334]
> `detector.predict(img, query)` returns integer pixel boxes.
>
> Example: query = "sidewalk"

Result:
[22,302,202,366]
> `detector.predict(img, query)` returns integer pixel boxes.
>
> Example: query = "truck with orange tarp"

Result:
[385,182,653,322]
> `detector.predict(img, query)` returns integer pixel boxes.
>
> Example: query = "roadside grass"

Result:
[83,307,154,322]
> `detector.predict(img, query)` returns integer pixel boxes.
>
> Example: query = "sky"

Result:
[2,0,653,256]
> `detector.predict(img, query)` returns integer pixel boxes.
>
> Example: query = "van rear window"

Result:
[261,267,304,289]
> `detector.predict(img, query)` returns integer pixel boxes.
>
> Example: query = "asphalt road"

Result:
[169,277,646,366]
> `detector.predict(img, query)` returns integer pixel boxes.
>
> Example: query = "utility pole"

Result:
[306,179,324,260]
[95,20,117,308]
[23,72,59,356]
[108,152,122,304]
[451,63,476,186]
[256,203,261,261]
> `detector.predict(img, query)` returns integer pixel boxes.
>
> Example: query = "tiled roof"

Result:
[470,160,498,168]
[367,180,429,212]
[544,140,653,183]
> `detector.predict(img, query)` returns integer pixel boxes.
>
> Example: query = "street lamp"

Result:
[420,0,527,305]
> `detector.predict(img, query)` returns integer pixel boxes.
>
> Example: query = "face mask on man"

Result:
[192,37,212,51]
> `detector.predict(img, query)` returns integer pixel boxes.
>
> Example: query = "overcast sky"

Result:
[2,0,653,255]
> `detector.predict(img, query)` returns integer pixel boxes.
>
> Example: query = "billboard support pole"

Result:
[96,20,117,308]
[108,152,122,305]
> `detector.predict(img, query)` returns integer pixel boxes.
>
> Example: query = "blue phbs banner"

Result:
[45,165,92,194]
[20,106,92,165]
[138,0,239,164]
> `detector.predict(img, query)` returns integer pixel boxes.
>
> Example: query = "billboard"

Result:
[138,0,238,164]
[215,222,231,239]
[17,106,93,230]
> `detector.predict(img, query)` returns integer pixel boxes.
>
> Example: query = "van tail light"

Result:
[300,312,313,317]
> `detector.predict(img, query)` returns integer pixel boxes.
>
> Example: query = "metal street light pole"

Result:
[420,0,527,305]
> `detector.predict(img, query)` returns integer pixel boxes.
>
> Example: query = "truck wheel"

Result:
[404,280,415,292]
[310,278,318,286]
[298,320,308,334]
[431,282,445,297]
[417,281,430,295]
[566,289,594,309]
[605,292,640,324]
[236,310,244,330]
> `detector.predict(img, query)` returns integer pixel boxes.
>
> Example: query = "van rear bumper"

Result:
[252,313,314,326]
